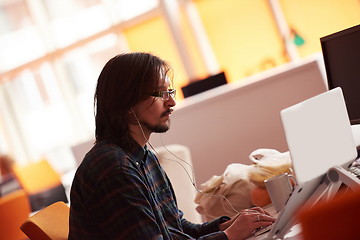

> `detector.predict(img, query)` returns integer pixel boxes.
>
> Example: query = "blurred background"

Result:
[0,0,359,173]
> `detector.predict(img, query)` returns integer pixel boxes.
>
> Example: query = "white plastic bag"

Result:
[248,149,292,188]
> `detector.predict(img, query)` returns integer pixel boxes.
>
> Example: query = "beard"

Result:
[141,119,170,133]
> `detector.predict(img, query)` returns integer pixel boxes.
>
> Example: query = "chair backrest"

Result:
[12,160,68,211]
[298,189,360,240]
[0,189,31,240]
[154,144,202,223]
[20,201,69,240]
[12,160,62,194]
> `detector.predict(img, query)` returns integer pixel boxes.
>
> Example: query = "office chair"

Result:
[298,188,360,240]
[12,159,68,211]
[155,144,202,223]
[0,189,31,240]
[20,201,69,240]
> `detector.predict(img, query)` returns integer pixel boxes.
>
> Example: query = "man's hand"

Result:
[220,207,275,240]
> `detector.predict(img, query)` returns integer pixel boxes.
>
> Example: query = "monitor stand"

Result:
[265,163,360,240]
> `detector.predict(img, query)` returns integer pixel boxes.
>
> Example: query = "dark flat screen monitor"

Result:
[181,72,227,98]
[320,24,360,124]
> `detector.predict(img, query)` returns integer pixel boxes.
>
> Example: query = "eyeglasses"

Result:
[150,89,176,101]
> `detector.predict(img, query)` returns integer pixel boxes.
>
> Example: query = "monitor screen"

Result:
[320,24,360,124]
[181,72,227,98]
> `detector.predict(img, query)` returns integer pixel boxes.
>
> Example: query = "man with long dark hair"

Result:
[69,52,275,239]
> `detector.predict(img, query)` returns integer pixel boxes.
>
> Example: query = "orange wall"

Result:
[124,14,208,99]
[280,0,360,58]
[124,0,360,100]
[194,0,287,82]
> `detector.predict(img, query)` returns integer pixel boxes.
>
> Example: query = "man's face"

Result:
[131,78,176,135]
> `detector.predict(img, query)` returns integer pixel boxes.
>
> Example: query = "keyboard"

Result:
[253,223,273,237]
[349,158,360,179]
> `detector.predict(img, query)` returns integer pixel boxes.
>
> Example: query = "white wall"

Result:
[70,55,328,188]
[149,55,328,185]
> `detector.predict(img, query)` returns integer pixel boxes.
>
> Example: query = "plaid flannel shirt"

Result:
[69,140,228,240]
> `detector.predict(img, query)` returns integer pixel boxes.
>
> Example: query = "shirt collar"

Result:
[129,144,149,164]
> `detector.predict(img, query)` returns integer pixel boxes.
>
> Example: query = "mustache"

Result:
[161,108,174,117]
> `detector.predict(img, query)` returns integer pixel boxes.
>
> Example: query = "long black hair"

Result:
[94,52,172,152]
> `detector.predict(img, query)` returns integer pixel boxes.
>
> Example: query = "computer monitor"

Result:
[320,24,360,125]
[264,88,359,240]
[181,72,227,98]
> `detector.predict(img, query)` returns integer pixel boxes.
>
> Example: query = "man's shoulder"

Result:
[80,140,128,170]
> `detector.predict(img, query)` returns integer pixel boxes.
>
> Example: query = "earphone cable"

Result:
[156,134,240,215]
[131,109,240,215]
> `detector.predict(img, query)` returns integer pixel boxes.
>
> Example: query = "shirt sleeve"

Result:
[181,215,230,240]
